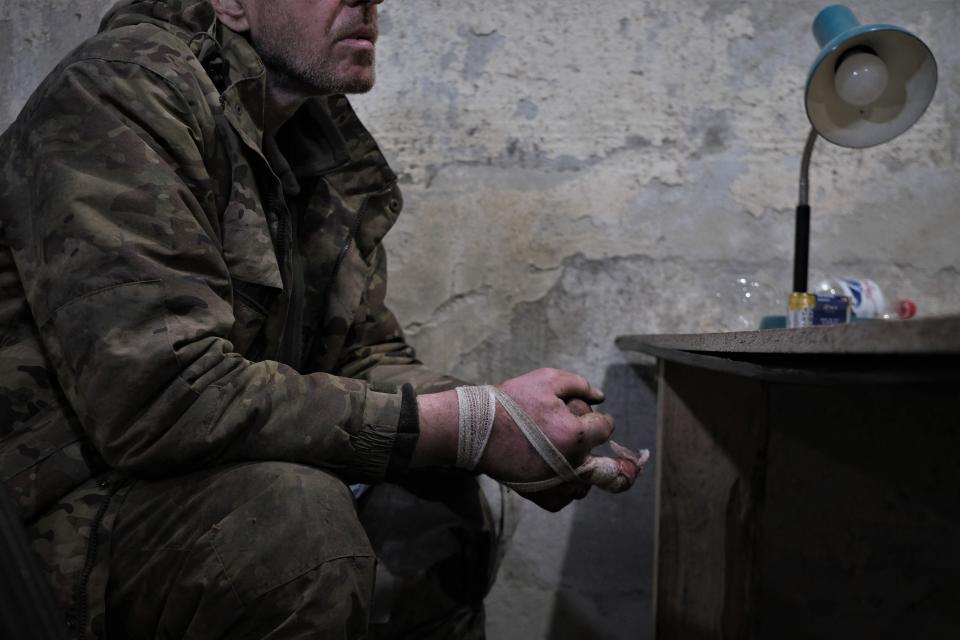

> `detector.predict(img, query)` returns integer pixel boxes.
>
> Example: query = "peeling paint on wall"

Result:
[357,3,960,637]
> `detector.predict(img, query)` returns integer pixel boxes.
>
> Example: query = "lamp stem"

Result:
[799,128,817,206]
[794,128,818,293]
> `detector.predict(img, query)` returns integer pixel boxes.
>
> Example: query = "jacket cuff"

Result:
[353,382,419,482]
[386,383,419,479]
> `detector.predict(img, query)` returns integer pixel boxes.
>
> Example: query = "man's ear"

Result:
[209,0,251,32]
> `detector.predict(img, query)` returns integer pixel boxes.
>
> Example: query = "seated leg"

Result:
[359,469,517,640]
[105,462,375,639]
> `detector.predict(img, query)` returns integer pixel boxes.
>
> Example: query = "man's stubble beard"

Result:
[254,25,376,95]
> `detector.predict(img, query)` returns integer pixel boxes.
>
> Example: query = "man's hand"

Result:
[414,368,642,511]
[479,368,611,481]
[505,396,596,512]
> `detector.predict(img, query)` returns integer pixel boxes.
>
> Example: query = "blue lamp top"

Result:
[803,4,937,148]
[812,5,860,48]
[807,5,910,82]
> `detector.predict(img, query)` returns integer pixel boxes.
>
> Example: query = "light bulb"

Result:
[834,51,888,106]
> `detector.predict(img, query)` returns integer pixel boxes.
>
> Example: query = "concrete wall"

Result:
[3,1,959,638]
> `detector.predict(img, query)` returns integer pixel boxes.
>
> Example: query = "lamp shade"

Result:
[805,4,937,148]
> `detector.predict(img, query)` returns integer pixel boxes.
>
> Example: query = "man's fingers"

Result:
[520,480,592,512]
[576,455,641,493]
[547,369,604,404]
[565,398,592,417]
[577,411,615,450]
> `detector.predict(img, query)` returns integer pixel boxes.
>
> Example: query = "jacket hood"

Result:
[98,0,216,40]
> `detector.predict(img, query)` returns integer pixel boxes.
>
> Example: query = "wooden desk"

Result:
[616,317,960,639]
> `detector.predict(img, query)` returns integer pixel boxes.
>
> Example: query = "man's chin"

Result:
[311,66,375,95]
[336,62,376,94]
[263,55,375,96]
[338,72,375,95]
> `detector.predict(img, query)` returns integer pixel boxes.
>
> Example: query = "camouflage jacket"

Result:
[1,0,456,527]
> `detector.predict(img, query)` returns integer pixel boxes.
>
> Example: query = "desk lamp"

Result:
[791,5,937,311]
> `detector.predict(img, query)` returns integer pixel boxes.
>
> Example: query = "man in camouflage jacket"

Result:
[0,0,635,638]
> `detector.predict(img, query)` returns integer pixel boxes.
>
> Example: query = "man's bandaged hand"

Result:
[564,398,650,494]
[414,368,650,512]
[476,369,649,511]
[513,397,650,512]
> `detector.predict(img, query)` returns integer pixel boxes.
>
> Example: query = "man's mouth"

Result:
[339,26,377,46]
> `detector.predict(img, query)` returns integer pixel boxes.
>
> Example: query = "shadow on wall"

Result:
[546,362,658,640]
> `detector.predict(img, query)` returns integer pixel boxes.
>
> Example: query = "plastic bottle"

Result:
[882,299,918,320]
[815,278,916,320]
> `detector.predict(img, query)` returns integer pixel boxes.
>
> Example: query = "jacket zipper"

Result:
[269,188,306,369]
[287,198,306,368]
[72,480,117,640]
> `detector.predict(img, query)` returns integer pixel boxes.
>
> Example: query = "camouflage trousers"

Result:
[29,462,509,639]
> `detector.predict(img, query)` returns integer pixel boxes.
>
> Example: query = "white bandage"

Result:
[455,385,651,492]
[489,387,650,494]
[455,385,497,470]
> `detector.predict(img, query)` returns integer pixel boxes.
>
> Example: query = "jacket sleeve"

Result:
[7,57,415,483]
[334,243,466,394]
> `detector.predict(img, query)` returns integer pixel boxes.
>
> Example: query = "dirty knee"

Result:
[207,463,375,606]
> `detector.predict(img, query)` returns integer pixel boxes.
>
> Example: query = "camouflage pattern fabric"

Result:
[0,0,480,637]
[27,473,129,638]
[103,462,376,639]
[361,469,504,640]
[84,463,493,640]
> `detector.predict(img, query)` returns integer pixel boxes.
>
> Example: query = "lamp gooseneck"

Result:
[794,128,818,294]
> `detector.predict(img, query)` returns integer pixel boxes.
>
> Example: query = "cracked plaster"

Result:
[358,3,959,638]
[3,1,959,639]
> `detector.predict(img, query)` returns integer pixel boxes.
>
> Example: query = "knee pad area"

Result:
[204,462,375,605]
